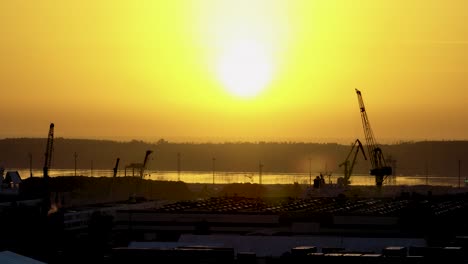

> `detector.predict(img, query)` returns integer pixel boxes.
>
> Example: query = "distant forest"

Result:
[0,138,467,178]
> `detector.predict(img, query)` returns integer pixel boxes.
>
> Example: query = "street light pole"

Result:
[309,157,312,186]
[29,153,33,178]
[212,157,216,185]
[177,152,181,181]
[259,161,263,184]
[74,152,78,176]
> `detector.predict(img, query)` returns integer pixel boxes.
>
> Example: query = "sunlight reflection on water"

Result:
[13,169,466,187]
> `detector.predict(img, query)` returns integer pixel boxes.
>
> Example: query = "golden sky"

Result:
[1,1,467,143]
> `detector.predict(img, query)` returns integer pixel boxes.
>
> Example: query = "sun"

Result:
[217,40,273,98]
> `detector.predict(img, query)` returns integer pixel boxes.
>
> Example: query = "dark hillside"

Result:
[0,138,467,177]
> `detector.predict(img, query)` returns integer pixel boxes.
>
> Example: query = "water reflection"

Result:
[12,169,466,187]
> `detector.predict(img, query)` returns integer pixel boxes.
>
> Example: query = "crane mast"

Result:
[355,89,392,186]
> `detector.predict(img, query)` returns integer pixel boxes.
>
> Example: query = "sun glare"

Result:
[217,40,273,98]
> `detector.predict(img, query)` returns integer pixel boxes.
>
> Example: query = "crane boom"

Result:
[355,89,392,186]
[338,139,367,186]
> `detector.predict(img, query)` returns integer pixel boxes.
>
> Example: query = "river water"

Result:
[8,168,467,187]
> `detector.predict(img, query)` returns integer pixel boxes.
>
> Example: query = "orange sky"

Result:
[1,1,467,143]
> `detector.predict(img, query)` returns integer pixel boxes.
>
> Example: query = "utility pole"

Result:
[91,160,93,177]
[386,155,397,185]
[259,161,263,185]
[74,152,78,176]
[177,152,181,181]
[459,160,461,188]
[29,153,33,178]
[212,157,216,185]
[309,157,312,186]
[425,161,428,185]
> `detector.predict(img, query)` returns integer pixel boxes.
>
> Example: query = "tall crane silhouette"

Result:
[42,123,54,215]
[355,89,392,186]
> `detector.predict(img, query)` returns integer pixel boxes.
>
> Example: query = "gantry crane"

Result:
[125,150,153,178]
[338,139,367,186]
[355,89,392,186]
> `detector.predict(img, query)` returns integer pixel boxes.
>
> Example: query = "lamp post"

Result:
[425,161,428,185]
[74,152,78,176]
[29,153,33,178]
[177,152,181,181]
[259,161,263,184]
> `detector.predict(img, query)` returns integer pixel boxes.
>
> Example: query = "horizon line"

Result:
[1,136,467,145]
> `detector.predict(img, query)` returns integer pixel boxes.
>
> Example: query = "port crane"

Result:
[113,158,120,178]
[109,157,120,201]
[355,89,392,186]
[43,123,54,179]
[338,139,367,186]
[42,123,54,215]
[125,150,153,178]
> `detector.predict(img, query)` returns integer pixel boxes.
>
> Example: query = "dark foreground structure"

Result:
[107,194,468,263]
[3,183,468,263]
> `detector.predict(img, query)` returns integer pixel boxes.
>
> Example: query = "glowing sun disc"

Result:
[217,40,273,98]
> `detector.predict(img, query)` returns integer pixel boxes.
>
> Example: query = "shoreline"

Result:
[6,177,468,207]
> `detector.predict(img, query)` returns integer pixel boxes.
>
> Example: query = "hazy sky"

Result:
[1,1,467,143]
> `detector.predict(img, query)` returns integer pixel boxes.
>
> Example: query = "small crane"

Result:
[355,89,392,186]
[338,139,367,186]
[113,158,120,178]
[125,150,153,178]
[109,157,120,201]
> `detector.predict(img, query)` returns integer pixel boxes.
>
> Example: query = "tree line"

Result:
[0,138,467,178]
